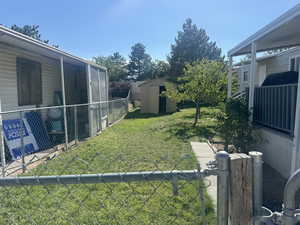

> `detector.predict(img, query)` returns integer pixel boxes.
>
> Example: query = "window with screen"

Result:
[17,57,42,106]
[290,56,300,72]
[243,71,249,81]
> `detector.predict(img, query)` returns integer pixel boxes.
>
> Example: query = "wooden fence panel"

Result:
[229,153,253,225]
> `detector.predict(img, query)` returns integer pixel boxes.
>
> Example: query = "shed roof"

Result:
[138,78,168,87]
[0,25,106,70]
[228,4,300,57]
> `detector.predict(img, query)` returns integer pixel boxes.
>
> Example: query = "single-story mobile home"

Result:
[227,3,300,179]
[0,25,109,165]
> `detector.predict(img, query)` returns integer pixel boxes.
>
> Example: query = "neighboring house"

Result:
[236,47,300,93]
[139,78,176,114]
[0,25,109,157]
[227,4,300,179]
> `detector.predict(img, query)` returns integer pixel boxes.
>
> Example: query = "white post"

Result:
[227,56,233,98]
[97,69,103,131]
[249,42,257,121]
[0,98,6,176]
[86,64,93,137]
[105,69,109,127]
[291,62,300,174]
[60,56,68,150]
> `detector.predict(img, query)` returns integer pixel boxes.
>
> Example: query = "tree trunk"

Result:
[224,142,229,152]
[193,103,200,127]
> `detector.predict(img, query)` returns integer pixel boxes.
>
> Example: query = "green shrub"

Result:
[217,97,259,153]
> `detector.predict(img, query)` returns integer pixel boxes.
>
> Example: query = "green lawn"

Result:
[0,108,218,225]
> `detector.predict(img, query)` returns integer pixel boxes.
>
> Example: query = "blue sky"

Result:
[0,0,299,61]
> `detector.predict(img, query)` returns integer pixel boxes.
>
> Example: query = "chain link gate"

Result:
[0,151,231,225]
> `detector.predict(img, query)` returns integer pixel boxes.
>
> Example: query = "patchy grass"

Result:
[0,108,218,225]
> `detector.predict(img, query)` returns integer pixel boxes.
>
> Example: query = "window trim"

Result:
[16,57,42,106]
[243,70,249,82]
[289,55,300,72]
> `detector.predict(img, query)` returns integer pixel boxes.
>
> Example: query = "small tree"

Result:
[165,59,227,126]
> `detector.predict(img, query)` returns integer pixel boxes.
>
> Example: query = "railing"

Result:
[253,84,297,135]
[0,97,129,176]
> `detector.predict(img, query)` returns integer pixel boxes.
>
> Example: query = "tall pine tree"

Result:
[168,18,222,79]
[128,43,152,80]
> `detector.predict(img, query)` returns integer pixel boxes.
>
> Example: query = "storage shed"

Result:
[139,79,176,114]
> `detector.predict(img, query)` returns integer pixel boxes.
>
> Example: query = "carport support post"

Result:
[291,60,300,174]
[249,42,257,121]
[227,56,233,98]
[60,56,68,150]
[0,98,6,176]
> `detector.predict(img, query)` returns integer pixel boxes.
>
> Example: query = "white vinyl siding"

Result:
[264,48,300,75]
[0,43,62,112]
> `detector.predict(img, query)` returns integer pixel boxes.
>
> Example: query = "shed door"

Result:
[159,86,166,113]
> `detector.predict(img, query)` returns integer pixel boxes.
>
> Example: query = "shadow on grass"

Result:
[164,121,217,141]
[125,109,172,119]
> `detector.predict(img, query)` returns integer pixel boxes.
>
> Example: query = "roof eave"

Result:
[0,25,107,71]
[228,3,300,57]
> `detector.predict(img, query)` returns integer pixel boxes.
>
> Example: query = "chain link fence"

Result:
[0,98,128,177]
[0,98,232,225]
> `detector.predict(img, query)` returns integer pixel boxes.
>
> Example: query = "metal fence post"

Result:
[216,151,229,225]
[0,98,6,177]
[249,151,263,225]
[197,164,207,225]
[19,111,26,173]
[99,102,103,132]
[112,100,115,123]
[74,106,78,145]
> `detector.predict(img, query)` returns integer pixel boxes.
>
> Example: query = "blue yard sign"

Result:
[2,119,39,160]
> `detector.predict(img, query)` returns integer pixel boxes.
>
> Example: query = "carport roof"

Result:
[228,4,300,57]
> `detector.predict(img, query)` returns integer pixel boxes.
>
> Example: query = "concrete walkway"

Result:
[190,142,217,204]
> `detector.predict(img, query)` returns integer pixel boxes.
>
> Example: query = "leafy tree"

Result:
[128,43,152,80]
[10,24,58,47]
[93,52,128,81]
[165,59,227,126]
[168,18,222,80]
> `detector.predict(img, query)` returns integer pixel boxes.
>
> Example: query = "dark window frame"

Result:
[290,56,300,72]
[16,57,42,106]
[243,71,249,82]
